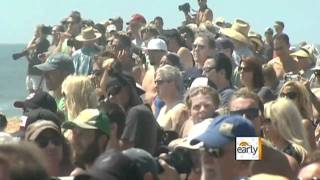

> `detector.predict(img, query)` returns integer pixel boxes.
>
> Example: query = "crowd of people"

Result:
[2,0,320,179]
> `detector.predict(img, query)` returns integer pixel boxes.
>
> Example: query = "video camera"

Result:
[157,148,193,174]
[178,3,191,14]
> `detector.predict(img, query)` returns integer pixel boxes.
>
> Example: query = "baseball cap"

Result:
[146,38,167,51]
[169,118,213,150]
[74,151,139,180]
[122,148,158,179]
[34,53,75,73]
[191,115,256,148]
[215,37,234,50]
[13,91,57,113]
[126,14,146,25]
[25,120,60,141]
[62,109,111,136]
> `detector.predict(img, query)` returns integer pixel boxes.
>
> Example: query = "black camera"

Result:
[12,50,28,60]
[157,148,193,174]
[42,26,52,35]
[178,3,190,14]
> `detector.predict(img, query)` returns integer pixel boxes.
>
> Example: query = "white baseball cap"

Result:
[146,38,167,51]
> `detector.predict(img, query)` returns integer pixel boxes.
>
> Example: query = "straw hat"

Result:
[291,45,313,58]
[75,26,102,42]
[248,31,264,50]
[220,19,250,44]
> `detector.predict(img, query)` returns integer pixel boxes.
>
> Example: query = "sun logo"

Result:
[239,141,250,146]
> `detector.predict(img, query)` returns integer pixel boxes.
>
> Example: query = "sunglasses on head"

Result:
[35,135,62,148]
[229,108,261,120]
[200,146,224,158]
[280,92,298,100]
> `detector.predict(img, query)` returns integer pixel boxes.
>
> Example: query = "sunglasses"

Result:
[35,136,62,148]
[154,79,171,85]
[280,92,298,100]
[200,146,224,158]
[239,66,251,72]
[202,66,216,74]
[229,108,261,120]
[314,71,320,76]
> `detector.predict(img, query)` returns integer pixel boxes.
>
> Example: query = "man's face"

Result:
[154,73,173,100]
[147,50,165,66]
[44,70,64,91]
[274,25,283,34]
[274,38,289,58]
[71,127,101,164]
[203,59,219,85]
[190,93,217,122]
[201,143,237,180]
[154,19,163,30]
[192,37,210,67]
[229,97,261,134]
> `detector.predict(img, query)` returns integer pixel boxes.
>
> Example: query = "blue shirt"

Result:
[72,46,100,75]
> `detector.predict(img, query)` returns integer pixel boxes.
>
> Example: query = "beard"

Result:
[73,138,101,168]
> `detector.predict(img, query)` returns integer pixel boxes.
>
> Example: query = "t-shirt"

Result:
[72,46,100,75]
[121,104,158,155]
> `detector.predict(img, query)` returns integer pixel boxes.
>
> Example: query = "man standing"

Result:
[273,21,285,38]
[127,14,146,48]
[73,26,101,75]
[62,109,111,175]
[191,115,257,180]
[267,33,299,79]
[184,0,213,26]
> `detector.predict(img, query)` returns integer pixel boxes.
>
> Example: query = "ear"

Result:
[143,172,153,180]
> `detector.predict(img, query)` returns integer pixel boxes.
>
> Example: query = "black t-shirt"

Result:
[121,104,158,155]
[28,39,50,75]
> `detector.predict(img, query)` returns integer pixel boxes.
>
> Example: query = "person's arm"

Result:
[184,11,196,24]
[203,9,213,22]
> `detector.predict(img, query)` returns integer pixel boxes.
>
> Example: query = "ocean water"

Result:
[0,44,28,117]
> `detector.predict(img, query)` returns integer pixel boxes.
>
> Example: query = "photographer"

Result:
[180,0,213,26]
[12,24,50,93]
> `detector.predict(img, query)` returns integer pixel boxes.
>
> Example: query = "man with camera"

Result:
[180,0,213,26]
[12,24,50,93]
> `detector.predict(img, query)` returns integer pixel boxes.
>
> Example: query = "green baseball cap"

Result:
[62,109,111,136]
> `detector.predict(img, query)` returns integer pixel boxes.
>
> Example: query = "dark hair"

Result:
[195,32,216,49]
[113,33,132,49]
[163,53,183,70]
[240,56,264,90]
[229,87,264,115]
[163,29,186,47]
[275,21,285,28]
[211,53,233,81]
[178,26,195,42]
[274,33,290,45]
[154,16,164,25]
[98,102,126,139]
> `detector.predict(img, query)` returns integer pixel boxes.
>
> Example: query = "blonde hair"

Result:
[279,80,312,119]
[264,98,311,162]
[61,75,98,120]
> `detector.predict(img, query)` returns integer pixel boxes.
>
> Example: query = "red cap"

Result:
[127,14,146,25]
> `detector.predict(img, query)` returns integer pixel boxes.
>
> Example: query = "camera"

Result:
[178,3,190,14]
[42,25,52,35]
[157,148,193,174]
[284,72,301,82]
[12,50,28,61]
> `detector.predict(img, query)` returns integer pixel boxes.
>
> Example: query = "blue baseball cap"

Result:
[34,53,75,73]
[191,115,257,148]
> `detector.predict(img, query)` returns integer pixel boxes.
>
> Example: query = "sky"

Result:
[1,0,320,44]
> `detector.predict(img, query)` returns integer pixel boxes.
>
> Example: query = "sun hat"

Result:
[62,109,111,136]
[248,31,264,50]
[25,120,61,141]
[13,91,57,113]
[169,118,213,150]
[220,19,250,44]
[146,38,167,51]
[191,115,256,148]
[75,26,102,42]
[34,53,75,73]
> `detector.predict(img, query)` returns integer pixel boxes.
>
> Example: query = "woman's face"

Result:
[239,61,253,88]
[280,85,299,105]
[35,129,63,164]
[262,118,280,144]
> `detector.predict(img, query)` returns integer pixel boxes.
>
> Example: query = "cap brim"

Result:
[75,33,102,42]
[62,120,97,130]
[34,63,58,72]
[135,83,145,95]
[169,138,204,150]
[290,50,309,58]
[28,126,60,141]
[191,129,231,148]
